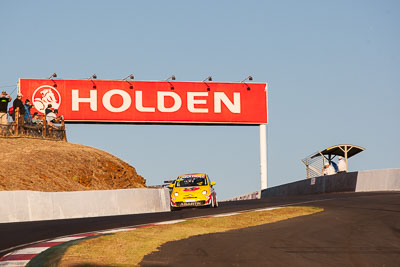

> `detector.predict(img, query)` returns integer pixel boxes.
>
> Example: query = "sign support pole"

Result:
[260,123,268,190]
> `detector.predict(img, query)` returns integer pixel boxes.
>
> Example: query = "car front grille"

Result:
[176,201,205,207]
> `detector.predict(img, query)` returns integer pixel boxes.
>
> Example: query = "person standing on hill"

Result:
[24,99,33,124]
[13,93,25,124]
[0,91,12,132]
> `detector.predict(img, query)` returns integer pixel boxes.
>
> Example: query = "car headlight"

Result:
[174,192,179,197]
[202,190,207,195]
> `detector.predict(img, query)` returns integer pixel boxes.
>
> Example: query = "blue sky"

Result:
[1,1,399,199]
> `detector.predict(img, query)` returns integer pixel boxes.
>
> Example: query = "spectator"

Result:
[13,93,25,124]
[0,91,12,127]
[338,156,347,173]
[24,99,33,124]
[46,109,62,128]
[322,162,336,176]
[31,112,43,125]
[45,104,53,115]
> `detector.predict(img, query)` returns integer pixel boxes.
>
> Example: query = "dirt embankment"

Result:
[0,138,146,191]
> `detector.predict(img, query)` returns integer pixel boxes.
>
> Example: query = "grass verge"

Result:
[59,206,323,266]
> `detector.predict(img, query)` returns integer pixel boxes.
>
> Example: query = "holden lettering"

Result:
[71,90,241,114]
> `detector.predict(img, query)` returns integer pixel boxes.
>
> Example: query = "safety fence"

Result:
[0,107,66,141]
[301,152,324,178]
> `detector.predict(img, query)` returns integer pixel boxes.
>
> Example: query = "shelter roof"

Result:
[311,144,365,159]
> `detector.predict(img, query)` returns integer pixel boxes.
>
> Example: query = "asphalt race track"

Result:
[1,192,399,266]
[141,192,400,267]
[1,191,313,257]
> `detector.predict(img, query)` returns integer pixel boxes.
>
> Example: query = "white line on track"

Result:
[212,212,241,217]
[154,219,187,225]
[100,228,136,234]
[50,236,86,242]
[250,207,281,212]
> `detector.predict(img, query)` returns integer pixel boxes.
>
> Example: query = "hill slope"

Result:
[0,138,146,191]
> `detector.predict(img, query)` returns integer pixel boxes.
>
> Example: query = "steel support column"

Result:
[260,124,268,190]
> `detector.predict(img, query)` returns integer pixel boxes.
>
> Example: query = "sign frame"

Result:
[19,78,269,190]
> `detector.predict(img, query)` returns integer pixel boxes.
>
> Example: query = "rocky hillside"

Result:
[0,138,146,191]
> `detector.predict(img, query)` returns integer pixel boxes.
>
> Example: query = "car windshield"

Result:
[175,177,208,187]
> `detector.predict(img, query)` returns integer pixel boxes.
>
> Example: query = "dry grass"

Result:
[59,206,323,266]
[0,137,146,191]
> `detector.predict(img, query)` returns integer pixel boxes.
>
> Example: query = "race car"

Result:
[169,173,218,210]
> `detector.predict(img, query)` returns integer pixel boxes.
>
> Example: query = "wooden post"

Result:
[43,114,46,138]
[15,107,19,135]
[61,119,67,141]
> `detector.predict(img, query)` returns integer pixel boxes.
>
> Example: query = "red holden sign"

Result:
[19,79,268,125]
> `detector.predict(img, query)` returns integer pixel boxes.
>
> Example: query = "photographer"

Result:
[0,91,12,132]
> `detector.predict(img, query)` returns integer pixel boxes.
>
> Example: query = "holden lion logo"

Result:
[32,85,61,113]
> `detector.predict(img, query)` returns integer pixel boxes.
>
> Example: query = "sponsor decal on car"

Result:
[183,187,200,191]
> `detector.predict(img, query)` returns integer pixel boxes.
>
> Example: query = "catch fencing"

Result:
[301,152,324,178]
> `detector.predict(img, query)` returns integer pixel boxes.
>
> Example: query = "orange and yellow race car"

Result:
[169,173,218,210]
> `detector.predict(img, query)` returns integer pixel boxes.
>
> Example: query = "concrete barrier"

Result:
[224,191,260,201]
[261,172,358,198]
[0,188,170,223]
[356,169,400,192]
[261,169,400,199]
